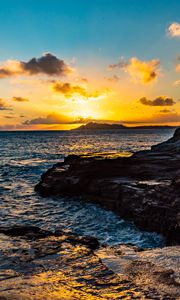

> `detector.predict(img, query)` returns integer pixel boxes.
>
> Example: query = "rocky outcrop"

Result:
[0,225,179,299]
[35,128,180,245]
[151,127,180,152]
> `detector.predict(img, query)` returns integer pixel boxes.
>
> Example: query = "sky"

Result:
[0,0,180,130]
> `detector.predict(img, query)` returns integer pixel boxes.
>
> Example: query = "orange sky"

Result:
[0,54,179,130]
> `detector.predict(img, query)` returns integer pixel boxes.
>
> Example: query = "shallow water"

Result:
[0,128,175,248]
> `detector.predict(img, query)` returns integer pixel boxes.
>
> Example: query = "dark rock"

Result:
[151,126,180,152]
[35,128,180,244]
[0,225,100,250]
[0,225,52,239]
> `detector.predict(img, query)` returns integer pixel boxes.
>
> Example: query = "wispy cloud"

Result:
[23,113,91,125]
[4,115,16,119]
[118,112,180,124]
[149,112,180,123]
[109,57,160,84]
[0,99,12,110]
[159,109,174,113]
[173,79,180,86]
[139,96,176,106]
[105,75,120,82]
[176,56,180,73]
[109,60,128,70]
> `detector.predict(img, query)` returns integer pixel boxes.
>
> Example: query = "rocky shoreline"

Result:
[35,127,180,245]
[1,129,180,298]
[0,225,179,299]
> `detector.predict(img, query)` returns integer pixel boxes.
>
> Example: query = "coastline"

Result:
[0,128,180,298]
[35,127,180,245]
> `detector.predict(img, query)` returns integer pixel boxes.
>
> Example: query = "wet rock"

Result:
[0,225,52,239]
[35,128,180,245]
[0,226,179,299]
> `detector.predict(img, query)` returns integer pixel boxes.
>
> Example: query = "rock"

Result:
[0,225,100,250]
[0,225,52,239]
[96,244,180,297]
[35,128,180,245]
[151,126,180,152]
[0,225,179,299]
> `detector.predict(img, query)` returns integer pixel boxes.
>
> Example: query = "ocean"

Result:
[0,128,175,248]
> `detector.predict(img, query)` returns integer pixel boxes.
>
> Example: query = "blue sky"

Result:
[0,0,179,62]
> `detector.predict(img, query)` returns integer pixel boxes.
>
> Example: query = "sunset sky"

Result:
[0,0,180,130]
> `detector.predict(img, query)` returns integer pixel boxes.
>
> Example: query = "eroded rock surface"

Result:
[0,226,179,299]
[35,128,180,244]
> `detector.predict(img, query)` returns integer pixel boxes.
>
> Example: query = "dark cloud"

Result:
[23,113,91,125]
[0,53,72,79]
[21,53,72,76]
[139,96,176,106]
[13,96,29,102]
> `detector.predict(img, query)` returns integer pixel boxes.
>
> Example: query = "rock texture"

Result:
[35,128,180,244]
[0,225,179,299]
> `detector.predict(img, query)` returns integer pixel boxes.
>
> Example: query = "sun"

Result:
[71,100,102,120]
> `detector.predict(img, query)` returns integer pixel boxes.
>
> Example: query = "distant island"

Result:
[73,122,175,131]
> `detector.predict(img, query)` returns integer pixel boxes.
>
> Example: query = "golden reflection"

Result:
[0,234,142,299]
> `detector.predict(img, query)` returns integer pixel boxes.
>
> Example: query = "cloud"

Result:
[173,54,180,77]
[0,53,72,79]
[174,63,180,72]
[173,79,180,85]
[139,96,176,106]
[168,22,180,37]
[0,99,12,110]
[4,115,16,119]
[23,113,91,125]
[12,96,29,102]
[150,112,180,123]
[105,75,120,82]
[159,109,173,113]
[52,81,111,100]
[109,57,160,84]
[109,60,128,69]
[52,82,87,98]
[0,123,26,130]
[81,78,88,83]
